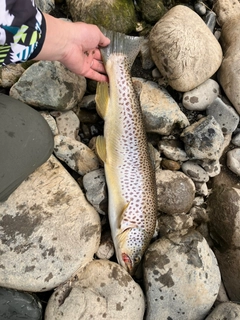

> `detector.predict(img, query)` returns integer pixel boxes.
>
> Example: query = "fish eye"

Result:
[133,256,141,264]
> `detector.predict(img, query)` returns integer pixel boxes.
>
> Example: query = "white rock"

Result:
[54,134,99,175]
[51,110,80,141]
[183,79,220,111]
[0,155,101,292]
[182,160,210,182]
[227,148,240,176]
[45,260,145,319]
[40,112,59,136]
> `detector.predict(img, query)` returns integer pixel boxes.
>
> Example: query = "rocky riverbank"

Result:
[1,0,240,319]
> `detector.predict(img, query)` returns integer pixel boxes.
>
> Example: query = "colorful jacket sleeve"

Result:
[0,0,46,66]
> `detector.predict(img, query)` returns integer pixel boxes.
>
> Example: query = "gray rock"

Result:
[206,97,239,135]
[199,159,221,177]
[182,79,220,111]
[232,130,240,147]
[208,185,240,300]
[157,213,194,237]
[133,78,189,135]
[227,148,240,176]
[82,168,108,215]
[34,0,55,13]
[0,155,101,292]
[54,135,99,175]
[0,287,42,320]
[156,169,195,214]
[205,11,217,33]
[149,5,222,91]
[136,0,167,23]
[143,231,221,320]
[65,0,137,34]
[10,61,86,111]
[45,260,145,319]
[158,139,189,162]
[182,160,210,182]
[181,115,225,160]
[205,302,240,319]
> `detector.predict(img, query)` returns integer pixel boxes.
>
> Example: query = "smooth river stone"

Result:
[0,155,101,292]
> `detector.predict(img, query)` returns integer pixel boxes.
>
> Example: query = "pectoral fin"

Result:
[96,82,109,119]
[96,135,107,163]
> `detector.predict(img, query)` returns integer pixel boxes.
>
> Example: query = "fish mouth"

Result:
[122,253,133,274]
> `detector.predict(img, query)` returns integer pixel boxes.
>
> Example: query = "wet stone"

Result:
[232,130,240,147]
[51,110,80,141]
[0,287,42,320]
[158,139,189,162]
[181,160,210,183]
[206,97,239,135]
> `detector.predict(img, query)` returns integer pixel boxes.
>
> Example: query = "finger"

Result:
[85,68,109,82]
[99,33,110,47]
[91,59,106,74]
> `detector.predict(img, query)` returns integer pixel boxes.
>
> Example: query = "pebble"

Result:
[76,94,96,110]
[232,130,240,146]
[40,112,59,136]
[95,230,115,260]
[156,169,195,214]
[54,134,99,175]
[206,97,239,135]
[194,181,209,196]
[205,301,240,319]
[205,11,217,33]
[133,78,189,135]
[0,287,42,320]
[161,159,181,171]
[182,79,220,111]
[194,1,207,16]
[149,5,222,91]
[51,110,80,140]
[227,148,240,176]
[158,139,189,162]
[157,213,194,237]
[182,160,210,182]
[10,61,86,111]
[0,155,100,292]
[82,168,108,215]
[181,115,225,160]
[143,231,221,320]
[45,260,145,319]
[0,64,25,88]
[199,159,221,177]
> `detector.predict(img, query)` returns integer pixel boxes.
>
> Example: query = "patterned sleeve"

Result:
[0,0,46,66]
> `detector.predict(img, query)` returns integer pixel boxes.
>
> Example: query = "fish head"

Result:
[116,227,150,275]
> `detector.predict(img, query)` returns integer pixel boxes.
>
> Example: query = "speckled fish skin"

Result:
[96,30,157,275]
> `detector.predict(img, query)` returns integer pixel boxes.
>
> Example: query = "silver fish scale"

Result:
[110,55,156,236]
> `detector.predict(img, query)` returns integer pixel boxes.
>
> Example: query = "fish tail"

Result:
[99,28,144,67]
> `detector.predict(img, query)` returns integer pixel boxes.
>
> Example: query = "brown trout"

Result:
[96,30,157,275]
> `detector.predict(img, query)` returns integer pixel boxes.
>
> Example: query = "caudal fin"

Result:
[99,28,144,68]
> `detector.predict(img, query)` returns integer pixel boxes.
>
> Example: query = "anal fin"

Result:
[96,135,107,163]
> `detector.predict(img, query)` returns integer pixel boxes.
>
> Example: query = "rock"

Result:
[54,135,99,175]
[34,0,55,13]
[40,112,59,136]
[149,5,223,91]
[136,0,167,24]
[199,159,221,177]
[194,181,209,197]
[0,64,25,88]
[208,185,240,300]
[205,11,217,33]
[10,61,86,111]
[206,97,239,135]
[65,0,137,34]
[161,159,181,171]
[227,148,240,176]
[205,301,240,319]
[0,287,42,320]
[139,39,155,70]
[0,155,101,292]
[45,260,145,319]
[96,230,115,260]
[194,1,207,15]
[133,78,189,135]
[182,160,210,182]
[143,231,221,320]
[51,110,80,140]
[181,115,225,160]
[158,139,189,162]
[213,0,240,114]
[182,79,220,111]
[82,168,108,215]
[156,169,195,214]
[232,130,240,147]
[157,213,194,237]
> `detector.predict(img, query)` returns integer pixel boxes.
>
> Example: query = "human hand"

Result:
[34,15,110,82]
